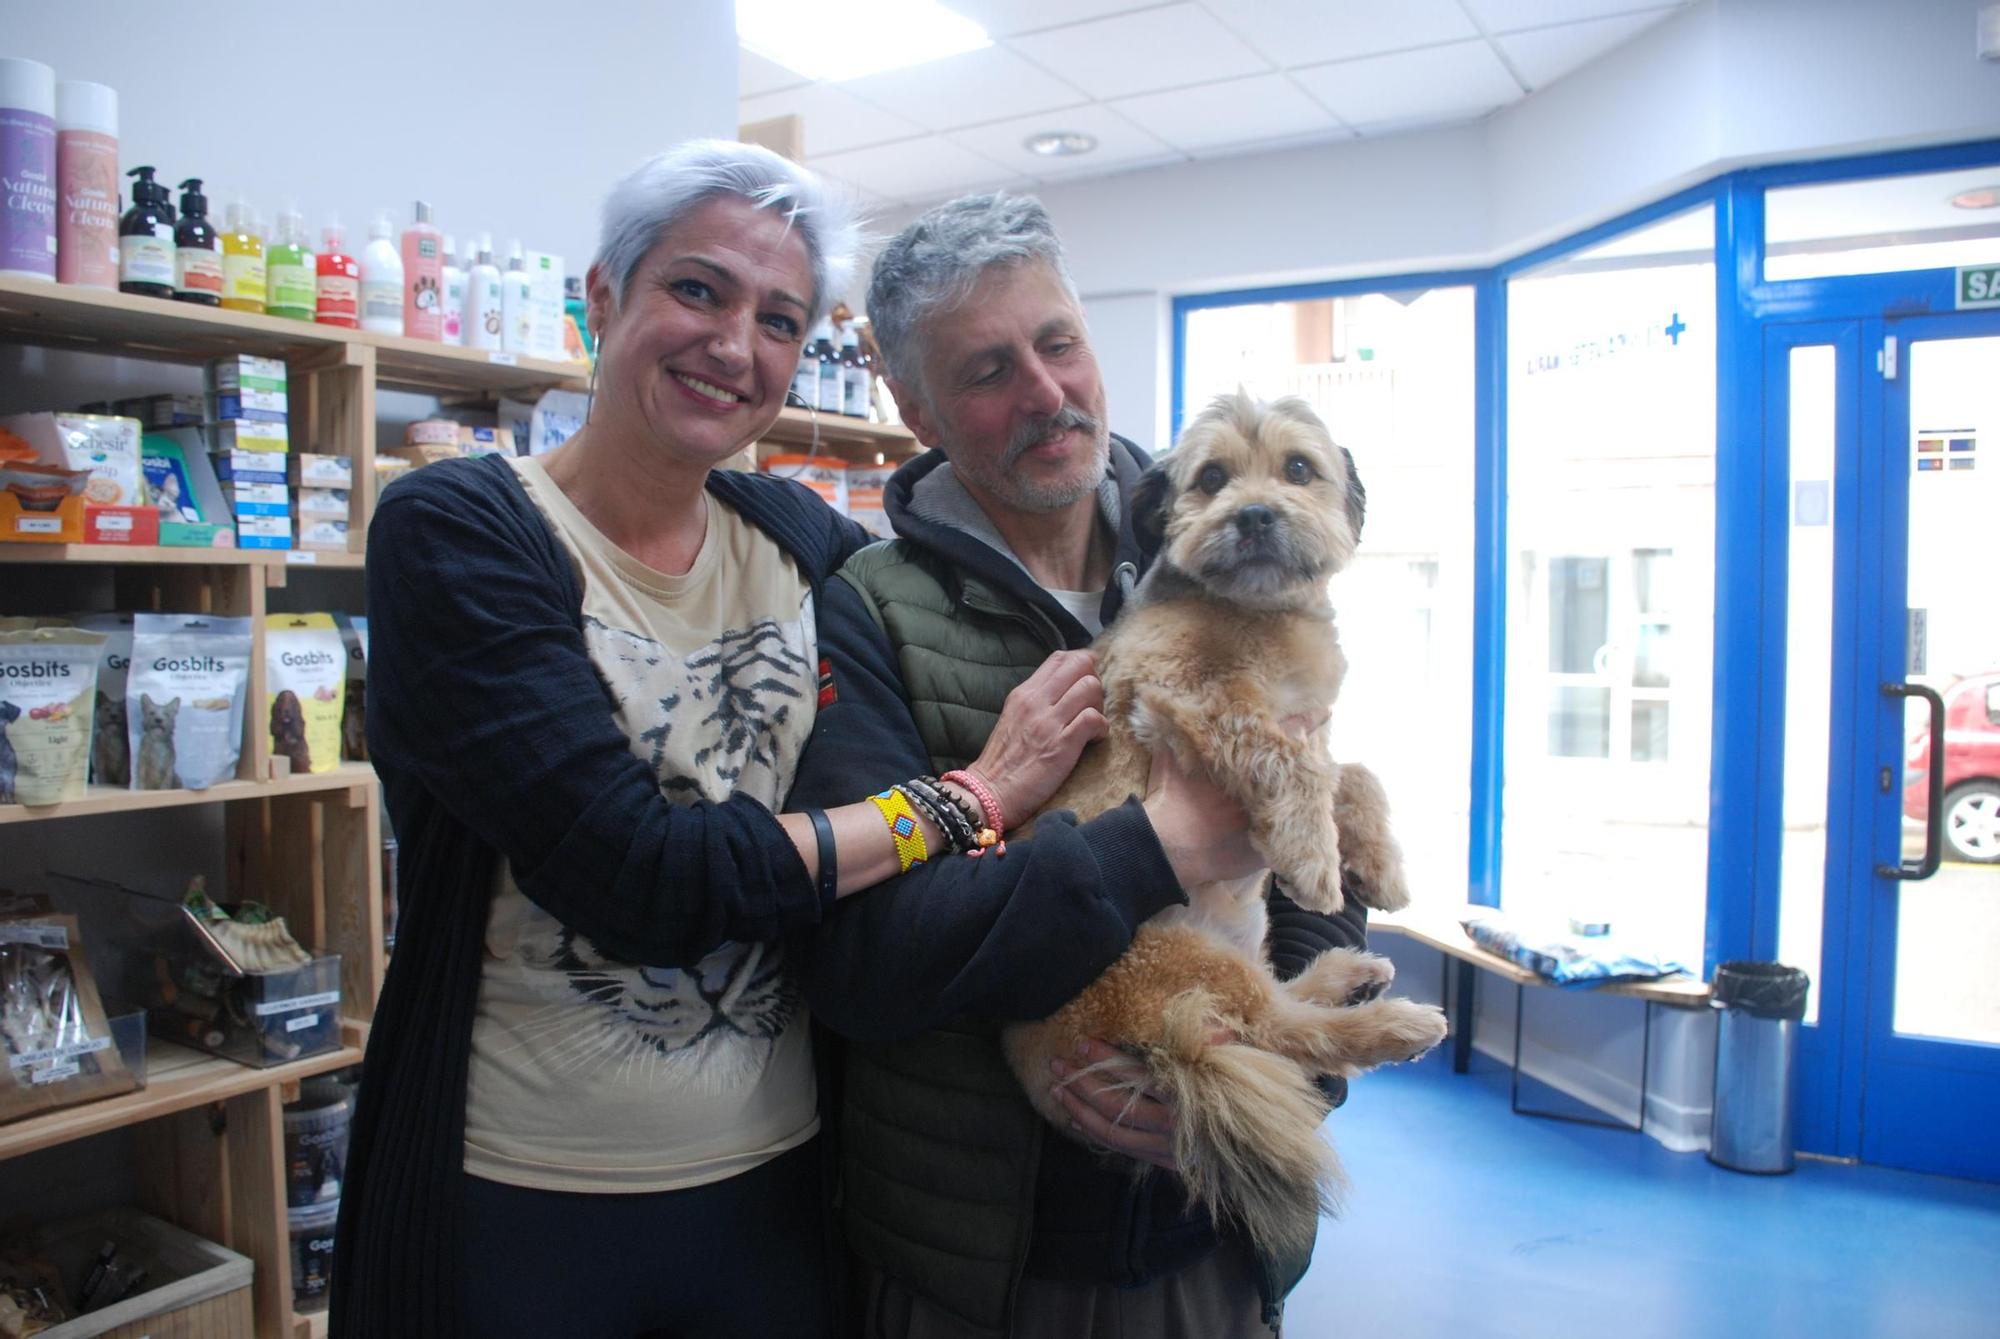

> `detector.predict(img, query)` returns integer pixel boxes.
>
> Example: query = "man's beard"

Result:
[954,403,1110,515]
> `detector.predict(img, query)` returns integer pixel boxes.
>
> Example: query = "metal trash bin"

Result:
[1707,961,1810,1174]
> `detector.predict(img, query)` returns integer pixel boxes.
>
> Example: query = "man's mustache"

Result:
[1003,404,1103,465]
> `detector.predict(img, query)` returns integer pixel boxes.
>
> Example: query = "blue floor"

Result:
[1285,1049,2000,1339]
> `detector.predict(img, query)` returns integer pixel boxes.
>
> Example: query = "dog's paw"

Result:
[1370,999,1449,1064]
[1289,948,1394,1007]
[1283,850,1346,915]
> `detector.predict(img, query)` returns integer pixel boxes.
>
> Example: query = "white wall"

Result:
[6,0,741,273]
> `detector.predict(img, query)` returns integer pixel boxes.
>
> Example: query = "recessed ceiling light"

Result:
[1948,184,2000,210]
[739,0,989,82]
[1025,131,1097,158]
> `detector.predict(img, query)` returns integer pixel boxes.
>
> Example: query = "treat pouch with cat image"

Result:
[127,613,254,790]
[266,613,346,775]
[0,627,105,805]
[73,611,133,786]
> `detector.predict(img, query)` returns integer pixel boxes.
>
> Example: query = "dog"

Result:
[94,691,130,787]
[0,701,17,802]
[135,693,180,790]
[271,690,312,774]
[1001,391,1448,1263]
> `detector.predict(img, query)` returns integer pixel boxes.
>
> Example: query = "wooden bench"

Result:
[1371,903,1710,1131]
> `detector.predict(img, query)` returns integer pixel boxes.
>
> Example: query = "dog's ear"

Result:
[1339,446,1366,541]
[1131,464,1174,561]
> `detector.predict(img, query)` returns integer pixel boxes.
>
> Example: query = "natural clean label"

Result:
[1958,264,2000,309]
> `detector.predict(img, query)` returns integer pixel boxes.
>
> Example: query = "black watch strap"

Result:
[805,807,838,913]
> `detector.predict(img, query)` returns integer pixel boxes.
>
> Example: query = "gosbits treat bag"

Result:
[265,614,346,775]
[127,614,254,790]
[0,628,105,805]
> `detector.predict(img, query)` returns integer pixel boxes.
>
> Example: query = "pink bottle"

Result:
[55,80,118,289]
[400,200,442,341]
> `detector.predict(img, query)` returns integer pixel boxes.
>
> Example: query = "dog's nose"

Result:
[1234,504,1277,537]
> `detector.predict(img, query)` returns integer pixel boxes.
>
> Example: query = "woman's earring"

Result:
[585,334,601,423]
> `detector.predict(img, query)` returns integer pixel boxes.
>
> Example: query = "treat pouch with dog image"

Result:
[0,627,105,806]
[265,614,346,775]
[73,612,133,786]
[127,613,253,790]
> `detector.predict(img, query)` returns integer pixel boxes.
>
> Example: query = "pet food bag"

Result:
[126,614,254,791]
[266,614,346,775]
[72,612,134,787]
[335,614,368,762]
[0,412,144,507]
[0,893,137,1124]
[0,627,105,805]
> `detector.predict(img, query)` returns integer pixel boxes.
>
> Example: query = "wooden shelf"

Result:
[0,1035,362,1162]
[0,273,588,399]
[0,543,362,568]
[761,405,921,460]
[0,762,376,826]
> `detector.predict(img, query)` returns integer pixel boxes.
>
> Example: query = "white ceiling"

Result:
[739,0,1691,211]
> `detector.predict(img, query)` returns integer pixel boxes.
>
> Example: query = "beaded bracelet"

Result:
[940,767,1006,857]
[922,775,986,846]
[901,775,977,854]
[867,787,930,873]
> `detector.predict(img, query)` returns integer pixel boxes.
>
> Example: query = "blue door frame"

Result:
[1170,136,2000,1174]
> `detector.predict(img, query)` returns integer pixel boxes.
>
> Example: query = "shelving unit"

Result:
[0,275,918,1338]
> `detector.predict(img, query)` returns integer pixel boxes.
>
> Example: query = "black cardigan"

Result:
[332,455,1196,1337]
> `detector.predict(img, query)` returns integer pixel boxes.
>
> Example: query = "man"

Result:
[792,194,1369,1339]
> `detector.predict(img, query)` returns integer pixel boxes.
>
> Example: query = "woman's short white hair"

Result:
[595,139,859,325]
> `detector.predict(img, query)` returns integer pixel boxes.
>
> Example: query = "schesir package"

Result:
[265,614,347,775]
[0,627,107,805]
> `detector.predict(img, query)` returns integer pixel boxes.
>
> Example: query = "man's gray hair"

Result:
[595,139,859,325]
[867,192,1078,388]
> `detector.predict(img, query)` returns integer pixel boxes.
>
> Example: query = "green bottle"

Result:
[266,204,316,321]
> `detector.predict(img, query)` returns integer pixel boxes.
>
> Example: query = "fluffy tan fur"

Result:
[1002,391,1448,1262]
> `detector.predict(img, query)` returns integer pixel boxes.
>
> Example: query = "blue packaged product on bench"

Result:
[1460,911,1691,988]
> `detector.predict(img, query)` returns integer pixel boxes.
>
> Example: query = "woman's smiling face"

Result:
[588,194,815,468]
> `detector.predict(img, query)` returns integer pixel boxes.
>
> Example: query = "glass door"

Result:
[1857,314,2000,1180]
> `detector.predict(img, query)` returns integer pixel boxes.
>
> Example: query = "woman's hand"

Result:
[1048,1031,1236,1171]
[967,650,1108,822]
[1142,748,1264,887]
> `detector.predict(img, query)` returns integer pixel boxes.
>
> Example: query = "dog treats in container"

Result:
[283,1085,353,1207]
[288,1201,338,1310]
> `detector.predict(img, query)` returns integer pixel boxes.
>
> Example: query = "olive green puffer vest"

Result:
[834,539,1066,1337]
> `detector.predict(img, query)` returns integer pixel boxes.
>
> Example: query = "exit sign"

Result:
[1959,264,2000,309]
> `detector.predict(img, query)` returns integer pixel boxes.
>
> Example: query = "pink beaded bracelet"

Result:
[941,767,1006,857]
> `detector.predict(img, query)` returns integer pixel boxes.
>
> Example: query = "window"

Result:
[1765,166,2000,281]
[1502,206,1717,965]
[1179,285,1475,904]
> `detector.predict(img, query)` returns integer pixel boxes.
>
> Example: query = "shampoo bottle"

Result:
[220,198,266,314]
[266,205,315,321]
[55,80,118,288]
[0,58,56,281]
[439,234,467,345]
[359,210,403,335]
[117,165,176,298]
[464,233,502,351]
[500,239,534,354]
[172,178,221,305]
[814,320,843,415]
[840,324,870,418]
[315,219,359,328]
[400,200,442,340]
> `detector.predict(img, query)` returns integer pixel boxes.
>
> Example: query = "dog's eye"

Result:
[1284,455,1316,485]
[1196,464,1228,495]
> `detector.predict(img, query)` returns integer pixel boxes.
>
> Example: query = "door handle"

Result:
[1879,681,1946,881]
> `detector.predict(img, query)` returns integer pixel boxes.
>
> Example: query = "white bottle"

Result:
[439,234,467,345]
[359,210,404,335]
[464,233,503,351]
[500,239,534,354]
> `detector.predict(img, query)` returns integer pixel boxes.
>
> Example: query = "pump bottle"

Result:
[171,177,220,305]
[220,198,265,314]
[117,165,175,298]
[266,205,315,321]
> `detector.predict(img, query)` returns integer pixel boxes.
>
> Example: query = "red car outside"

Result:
[1904,670,2000,864]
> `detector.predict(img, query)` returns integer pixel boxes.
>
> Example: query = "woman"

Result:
[331,141,1114,1338]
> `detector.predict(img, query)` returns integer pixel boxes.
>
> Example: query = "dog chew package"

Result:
[335,613,367,761]
[72,611,133,786]
[126,614,254,791]
[0,893,137,1124]
[0,626,106,805]
[265,614,346,775]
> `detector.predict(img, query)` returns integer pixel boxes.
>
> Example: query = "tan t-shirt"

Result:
[463,456,820,1193]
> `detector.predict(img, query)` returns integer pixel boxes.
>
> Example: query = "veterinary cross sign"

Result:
[1664,312,1687,344]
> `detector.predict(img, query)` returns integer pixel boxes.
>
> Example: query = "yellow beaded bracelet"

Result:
[868,787,930,873]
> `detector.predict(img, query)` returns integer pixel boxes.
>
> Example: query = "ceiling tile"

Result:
[946,102,1183,182]
[1183,124,1356,160]
[837,45,1088,132]
[1111,73,1342,153]
[811,136,1020,205]
[738,83,925,157]
[1461,0,1679,36]
[739,47,810,98]
[1291,40,1525,130]
[1007,4,1271,101]
[947,0,1168,38]
[1499,9,1675,90]
[1215,0,1480,69]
